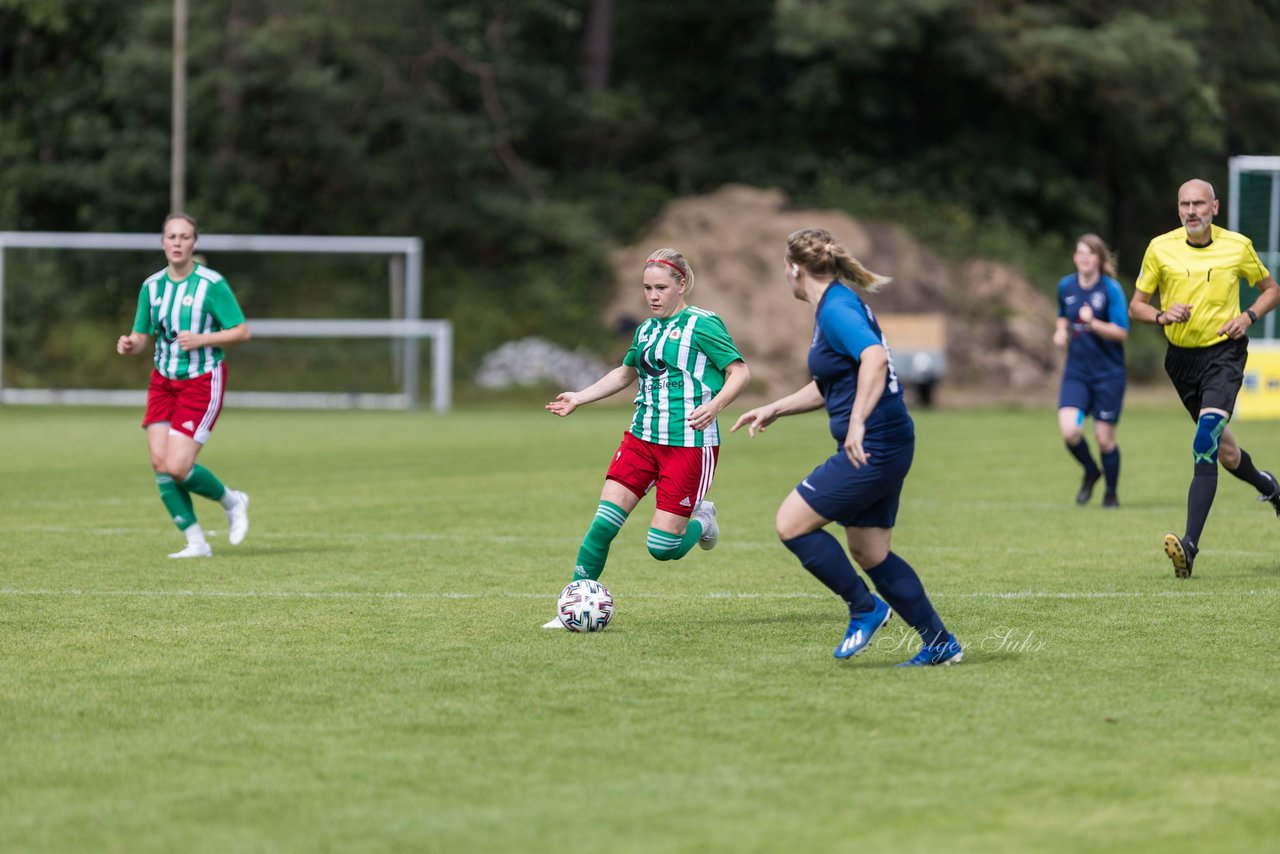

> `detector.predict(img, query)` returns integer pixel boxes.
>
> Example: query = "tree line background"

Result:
[3,0,1279,390]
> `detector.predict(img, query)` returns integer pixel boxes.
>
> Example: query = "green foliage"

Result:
[3,404,1280,850]
[3,0,1279,384]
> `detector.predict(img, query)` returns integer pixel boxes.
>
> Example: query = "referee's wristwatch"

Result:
[1247,308,1259,323]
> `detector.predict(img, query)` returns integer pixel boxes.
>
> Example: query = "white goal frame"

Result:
[1228,155,1280,340]
[0,232,451,411]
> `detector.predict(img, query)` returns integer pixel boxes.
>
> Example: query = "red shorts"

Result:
[142,364,226,444]
[605,431,719,517]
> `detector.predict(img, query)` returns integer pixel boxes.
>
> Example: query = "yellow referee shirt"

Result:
[1136,224,1270,348]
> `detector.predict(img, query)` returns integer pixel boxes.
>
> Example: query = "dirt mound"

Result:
[604,185,1061,404]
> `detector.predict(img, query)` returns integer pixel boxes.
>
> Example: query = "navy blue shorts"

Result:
[796,439,914,529]
[1058,373,1125,424]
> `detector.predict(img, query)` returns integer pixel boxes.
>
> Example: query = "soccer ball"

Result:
[556,579,614,632]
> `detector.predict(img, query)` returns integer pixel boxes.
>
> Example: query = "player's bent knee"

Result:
[646,527,684,561]
[1192,412,1227,464]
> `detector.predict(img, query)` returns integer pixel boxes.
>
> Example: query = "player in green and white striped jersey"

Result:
[542,248,751,628]
[117,213,252,559]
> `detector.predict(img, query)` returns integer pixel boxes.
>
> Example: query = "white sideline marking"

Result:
[21,527,1279,560]
[0,588,1275,601]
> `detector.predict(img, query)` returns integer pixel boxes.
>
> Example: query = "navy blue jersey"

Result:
[1057,274,1128,378]
[810,283,913,449]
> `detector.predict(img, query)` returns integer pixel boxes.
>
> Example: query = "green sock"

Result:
[571,501,629,581]
[181,464,228,501]
[680,519,704,554]
[646,519,703,561]
[156,473,197,531]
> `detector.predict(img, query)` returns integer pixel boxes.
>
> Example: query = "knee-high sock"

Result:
[181,464,227,502]
[781,530,873,613]
[865,551,949,645]
[571,501,628,581]
[647,520,704,562]
[1185,463,1217,549]
[156,473,196,531]
[1225,448,1275,494]
[1066,439,1100,476]
[1101,447,1120,495]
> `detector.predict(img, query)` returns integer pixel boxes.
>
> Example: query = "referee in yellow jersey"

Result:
[1130,178,1280,578]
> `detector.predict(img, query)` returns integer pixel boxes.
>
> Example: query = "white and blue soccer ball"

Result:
[556,579,614,632]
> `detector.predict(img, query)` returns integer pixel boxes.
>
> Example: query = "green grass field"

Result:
[2,401,1279,852]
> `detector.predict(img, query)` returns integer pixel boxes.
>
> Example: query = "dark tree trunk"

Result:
[580,0,613,92]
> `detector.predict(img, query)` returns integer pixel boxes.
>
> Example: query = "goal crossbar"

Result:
[0,231,452,411]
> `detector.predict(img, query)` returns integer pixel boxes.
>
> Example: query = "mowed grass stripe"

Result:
[2,403,1279,853]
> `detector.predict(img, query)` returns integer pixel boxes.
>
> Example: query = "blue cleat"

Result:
[897,633,964,667]
[833,595,892,660]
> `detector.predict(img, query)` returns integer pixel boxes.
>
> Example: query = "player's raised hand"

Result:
[686,403,718,432]
[175,330,203,352]
[1219,312,1254,340]
[1161,302,1193,324]
[731,405,778,438]
[545,392,581,417]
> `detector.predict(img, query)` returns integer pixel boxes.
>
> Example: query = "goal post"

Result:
[1228,155,1280,341]
[1228,156,1280,419]
[0,231,452,411]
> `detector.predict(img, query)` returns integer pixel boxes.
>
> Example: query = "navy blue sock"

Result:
[781,530,874,613]
[1066,439,1099,476]
[1100,447,1120,496]
[1226,448,1274,494]
[1185,462,1217,550]
[864,552,949,646]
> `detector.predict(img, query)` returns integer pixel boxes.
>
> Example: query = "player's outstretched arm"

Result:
[546,365,636,417]
[176,322,251,352]
[731,380,824,438]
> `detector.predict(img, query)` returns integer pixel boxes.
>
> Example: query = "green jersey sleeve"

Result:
[622,323,647,368]
[132,283,157,335]
[204,278,246,329]
[692,313,743,370]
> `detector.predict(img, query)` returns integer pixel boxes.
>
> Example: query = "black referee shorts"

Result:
[1164,337,1248,420]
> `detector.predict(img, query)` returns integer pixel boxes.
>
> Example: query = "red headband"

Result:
[646,258,685,278]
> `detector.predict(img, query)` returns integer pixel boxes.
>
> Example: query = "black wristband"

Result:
[1156,311,1165,325]
[1247,308,1258,323]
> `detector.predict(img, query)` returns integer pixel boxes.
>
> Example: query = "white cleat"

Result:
[542,616,567,629]
[169,542,213,559]
[225,491,250,545]
[692,500,719,550]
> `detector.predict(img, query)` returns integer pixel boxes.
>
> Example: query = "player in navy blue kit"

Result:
[732,228,961,666]
[1052,234,1129,507]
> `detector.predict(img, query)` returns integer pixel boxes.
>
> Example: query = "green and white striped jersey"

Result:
[623,306,744,447]
[132,264,246,379]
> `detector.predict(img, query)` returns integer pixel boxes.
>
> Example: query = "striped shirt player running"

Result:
[1129,178,1280,578]
[116,213,252,558]
[542,248,751,628]
[733,228,961,666]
